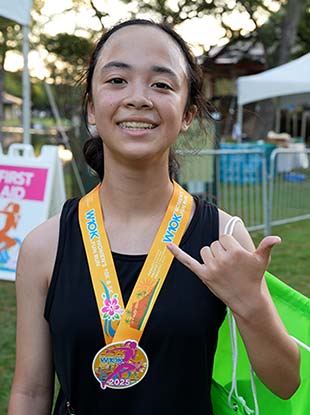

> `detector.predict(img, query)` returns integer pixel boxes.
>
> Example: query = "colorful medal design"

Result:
[92,340,148,389]
[80,182,193,391]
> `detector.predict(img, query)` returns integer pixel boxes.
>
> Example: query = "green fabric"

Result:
[212,272,310,415]
[211,380,250,414]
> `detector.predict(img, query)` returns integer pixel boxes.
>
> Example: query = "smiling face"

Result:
[87,24,196,168]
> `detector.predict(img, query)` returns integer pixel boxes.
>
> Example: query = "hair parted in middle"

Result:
[82,18,212,180]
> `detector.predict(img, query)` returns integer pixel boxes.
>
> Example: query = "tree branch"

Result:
[238,0,259,30]
[89,0,108,30]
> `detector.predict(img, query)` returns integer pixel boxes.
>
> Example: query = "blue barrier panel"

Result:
[220,143,276,184]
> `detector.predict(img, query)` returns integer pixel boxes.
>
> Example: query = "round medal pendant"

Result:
[92,340,149,390]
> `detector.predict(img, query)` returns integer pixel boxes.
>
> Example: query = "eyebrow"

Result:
[100,61,179,81]
[101,61,131,71]
[151,65,178,80]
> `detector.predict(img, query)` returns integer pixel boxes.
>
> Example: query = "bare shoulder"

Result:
[10,215,61,409]
[218,209,255,252]
[17,214,60,292]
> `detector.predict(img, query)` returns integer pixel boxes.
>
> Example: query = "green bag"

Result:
[211,380,253,414]
[212,272,310,415]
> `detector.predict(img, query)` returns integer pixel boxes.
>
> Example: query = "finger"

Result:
[255,236,281,264]
[210,240,226,257]
[218,234,241,250]
[200,246,213,263]
[167,243,203,275]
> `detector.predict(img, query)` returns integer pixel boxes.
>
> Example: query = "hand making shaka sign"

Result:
[167,227,281,318]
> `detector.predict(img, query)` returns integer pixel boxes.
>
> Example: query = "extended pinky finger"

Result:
[167,243,203,275]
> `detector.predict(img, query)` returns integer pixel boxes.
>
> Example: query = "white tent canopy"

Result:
[236,53,310,140]
[0,0,32,25]
[237,53,310,106]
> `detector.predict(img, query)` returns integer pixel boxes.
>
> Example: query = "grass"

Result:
[252,220,310,297]
[0,220,309,413]
[271,173,310,221]
[0,282,16,414]
[179,152,310,231]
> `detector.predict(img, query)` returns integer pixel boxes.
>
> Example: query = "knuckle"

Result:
[204,260,215,276]
[183,257,192,268]
[210,241,218,250]
[228,246,241,260]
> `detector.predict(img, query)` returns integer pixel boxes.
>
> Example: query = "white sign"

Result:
[0,144,66,281]
[0,0,33,25]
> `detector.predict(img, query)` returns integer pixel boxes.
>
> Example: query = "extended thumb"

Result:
[256,236,281,260]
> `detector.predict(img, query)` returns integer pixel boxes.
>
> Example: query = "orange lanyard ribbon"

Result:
[78,181,193,345]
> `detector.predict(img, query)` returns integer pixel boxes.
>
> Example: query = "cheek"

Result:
[160,95,186,117]
[93,93,119,118]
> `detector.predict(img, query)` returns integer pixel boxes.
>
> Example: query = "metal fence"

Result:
[268,148,310,234]
[177,147,310,235]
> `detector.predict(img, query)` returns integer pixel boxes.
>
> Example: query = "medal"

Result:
[79,181,193,390]
[92,340,148,389]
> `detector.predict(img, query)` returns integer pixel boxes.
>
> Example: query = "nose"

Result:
[122,86,153,109]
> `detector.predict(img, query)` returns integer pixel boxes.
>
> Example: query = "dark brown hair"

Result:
[82,19,210,180]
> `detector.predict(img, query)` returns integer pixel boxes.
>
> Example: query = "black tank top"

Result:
[45,196,226,415]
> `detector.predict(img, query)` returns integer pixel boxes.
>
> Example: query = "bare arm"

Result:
[8,215,60,415]
[167,210,300,399]
[219,211,300,399]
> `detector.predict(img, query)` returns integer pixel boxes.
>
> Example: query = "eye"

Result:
[152,82,172,90]
[107,77,126,85]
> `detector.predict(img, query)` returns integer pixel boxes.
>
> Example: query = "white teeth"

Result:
[118,121,155,130]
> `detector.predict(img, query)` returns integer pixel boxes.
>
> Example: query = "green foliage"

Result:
[32,81,49,109]
[119,0,283,32]
[296,0,310,56]
[123,0,217,25]
[0,17,22,67]
[120,0,308,65]
[255,0,310,66]
[41,33,93,71]
[3,71,22,97]
[4,71,51,110]
[1,0,308,124]
[176,118,215,151]
[33,32,92,116]
[40,32,93,83]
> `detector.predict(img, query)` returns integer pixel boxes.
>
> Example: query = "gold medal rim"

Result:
[92,340,149,390]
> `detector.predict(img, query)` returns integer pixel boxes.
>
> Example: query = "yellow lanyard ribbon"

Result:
[78,181,193,345]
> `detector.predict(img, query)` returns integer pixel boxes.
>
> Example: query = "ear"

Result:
[180,105,197,133]
[87,101,96,125]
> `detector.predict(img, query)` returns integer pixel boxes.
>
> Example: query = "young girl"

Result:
[8,19,300,415]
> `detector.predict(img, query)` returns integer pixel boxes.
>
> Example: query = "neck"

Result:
[98,160,175,254]
[99,160,174,219]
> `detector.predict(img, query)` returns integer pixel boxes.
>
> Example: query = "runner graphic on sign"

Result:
[0,203,20,252]
[0,202,21,272]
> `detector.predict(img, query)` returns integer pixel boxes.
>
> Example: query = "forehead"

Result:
[95,25,188,79]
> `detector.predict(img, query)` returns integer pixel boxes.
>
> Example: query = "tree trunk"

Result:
[253,0,303,139]
[276,0,303,65]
